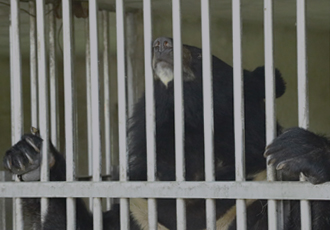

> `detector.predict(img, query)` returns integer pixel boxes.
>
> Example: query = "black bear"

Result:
[4,37,330,229]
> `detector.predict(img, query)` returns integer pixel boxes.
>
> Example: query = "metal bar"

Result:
[201,0,214,186]
[264,0,285,229]
[297,0,309,130]
[48,3,59,148]
[30,4,38,228]
[89,1,103,229]
[264,0,276,181]
[30,1,38,129]
[62,0,76,229]
[2,181,330,199]
[102,10,113,211]
[201,0,216,229]
[143,0,158,229]
[0,172,6,229]
[232,1,247,230]
[297,1,311,230]
[29,3,38,230]
[263,1,278,230]
[10,0,24,228]
[116,0,130,228]
[36,0,50,225]
[172,1,186,229]
[232,0,245,186]
[84,17,94,211]
[10,0,23,145]
[125,12,136,119]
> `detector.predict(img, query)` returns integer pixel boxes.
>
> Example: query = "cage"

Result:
[0,0,330,229]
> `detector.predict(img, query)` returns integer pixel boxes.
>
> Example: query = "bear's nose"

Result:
[153,37,173,53]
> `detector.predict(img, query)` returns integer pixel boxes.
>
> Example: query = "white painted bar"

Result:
[28,3,38,224]
[84,17,94,211]
[264,1,283,229]
[263,0,276,228]
[10,0,23,145]
[30,4,38,228]
[125,13,136,119]
[10,0,24,228]
[62,0,75,183]
[232,1,247,229]
[89,1,103,229]
[36,0,50,225]
[48,3,59,148]
[143,0,158,229]
[1,181,330,199]
[30,1,38,128]
[232,0,245,186]
[116,0,130,228]
[36,0,49,180]
[172,1,187,229]
[297,1,311,230]
[93,198,103,229]
[201,0,214,185]
[0,172,6,229]
[264,0,276,181]
[102,10,113,211]
[62,0,76,228]
[201,0,216,229]
[297,1,309,130]
[89,6,101,184]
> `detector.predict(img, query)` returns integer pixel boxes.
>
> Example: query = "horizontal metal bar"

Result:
[1,181,330,199]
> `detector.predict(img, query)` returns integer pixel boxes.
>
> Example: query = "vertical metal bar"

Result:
[0,171,6,230]
[116,0,130,228]
[232,1,247,230]
[89,1,103,229]
[10,0,24,229]
[85,17,94,211]
[102,10,113,211]
[62,0,76,229]
[125,13,135,120]
[143,0,158,229]
[297,1,311,230]
[264,0,285,229]
[30,4,38,229]
[297,0,309,129]
[48,3,59,148]
[264,0,276,180]
[36,0,49,225]
[201,1,216,229]
[172,1,186,229]
[10,0,23,145]
[30,1,38,129]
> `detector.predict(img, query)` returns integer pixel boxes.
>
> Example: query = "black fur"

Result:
[4,37,330,229]
[265,127,330,184]
[265,127,330,229]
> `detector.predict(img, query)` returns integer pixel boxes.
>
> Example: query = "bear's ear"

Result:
[246,66,286,99]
